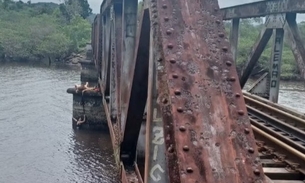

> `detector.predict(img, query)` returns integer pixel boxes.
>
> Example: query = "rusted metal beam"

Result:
[151,0,266,182]
[229,18,240,63]
[101,14,106,90]
[109,3,123,121]
[221,0,305,20]
[100,0,122,15]
[95,15,100,66]
[120,0,138,132]
[101,11,111,95]
[92,15,99,64]
[144,19,169,183]
[286,13,305,80]
[121,163,128,183]
[120,9,150,166]
[240,28,273,88]
[98,14,103,75]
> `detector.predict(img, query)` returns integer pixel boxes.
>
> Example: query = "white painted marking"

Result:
[149,164,165,182]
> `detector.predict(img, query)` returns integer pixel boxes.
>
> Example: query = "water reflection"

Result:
[68,130,118,183]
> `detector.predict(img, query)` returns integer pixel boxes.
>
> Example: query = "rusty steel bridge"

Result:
[86,0,305,182]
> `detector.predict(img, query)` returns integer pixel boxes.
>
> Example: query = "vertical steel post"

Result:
[229,18,240,63]
[121,0,138,130]
[269,28,284,103]
[144,20,169,183]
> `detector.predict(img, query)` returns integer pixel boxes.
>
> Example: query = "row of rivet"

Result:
[159,1,259,177]
[152,0,191,177]
[221,28,261,177]
[160,2,195,175]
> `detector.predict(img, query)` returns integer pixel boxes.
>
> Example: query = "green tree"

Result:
[77,0,92,18]
[59,0,92,22]
[0,1,91,63]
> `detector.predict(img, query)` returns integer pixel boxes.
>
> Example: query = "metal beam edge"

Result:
[221,0,305,20]
[100,0,122,15]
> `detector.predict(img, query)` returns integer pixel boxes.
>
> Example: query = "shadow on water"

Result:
[69,129,119,183]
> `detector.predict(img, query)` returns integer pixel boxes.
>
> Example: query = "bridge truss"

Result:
[91,0,305,182]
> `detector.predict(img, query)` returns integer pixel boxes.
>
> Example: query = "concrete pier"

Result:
[66,88,107,130]
[67,44,107,131]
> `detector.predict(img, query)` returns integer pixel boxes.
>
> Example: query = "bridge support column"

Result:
[80,60,99,86]
[67,89,107,130]
[66,48,107,131]
[269,28,284,103]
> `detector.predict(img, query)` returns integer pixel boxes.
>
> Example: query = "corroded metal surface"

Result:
[144,27,169,183]
[229,18,239,63]
[89,0,305,182]
[221,0,305,20]
[98,14,103,73]
[120,0,138,130]
[109,3,123,120]
[92,15,100,67]
[151,0,266,182]
[101,10,111,94]
[121,163,128,183]
[120,9,150,165]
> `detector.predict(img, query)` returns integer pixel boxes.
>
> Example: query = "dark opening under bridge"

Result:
[67,0,305,182]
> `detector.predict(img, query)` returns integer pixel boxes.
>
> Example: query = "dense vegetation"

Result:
[0,0,93,63]
[1,1,305,79]
[224,18,305,79]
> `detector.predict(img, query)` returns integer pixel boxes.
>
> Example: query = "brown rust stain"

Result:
[153,0,266,182]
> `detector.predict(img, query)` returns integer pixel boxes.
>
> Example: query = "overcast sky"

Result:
[20,0,305,21]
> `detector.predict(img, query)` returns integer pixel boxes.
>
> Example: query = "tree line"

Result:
[0,0,93,63]
[1,1,305,79]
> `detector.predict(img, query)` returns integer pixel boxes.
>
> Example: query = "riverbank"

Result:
[1,60,303,82]
[249,73,304,82]
[0,52,86,69]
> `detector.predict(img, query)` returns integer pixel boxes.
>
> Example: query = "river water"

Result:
[0,63,304,183]
[0,63,117,183]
